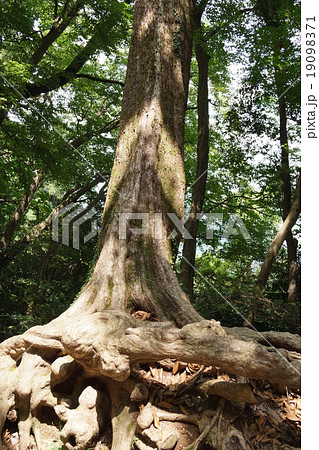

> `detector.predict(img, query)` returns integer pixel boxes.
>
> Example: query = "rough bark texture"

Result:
[180,7,210,295]
[63,0,201,327]
[256,176,300,290]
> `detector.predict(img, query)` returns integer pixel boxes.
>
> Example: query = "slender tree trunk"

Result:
[276,84,299,303]
[180,9,210,295]
[0,171,44,250]
[246,3,300,326]
[27,183,107,316]
[27,241,61,317]
[0,175,104,268]
[256,176,300,290]
[257,0,300,303]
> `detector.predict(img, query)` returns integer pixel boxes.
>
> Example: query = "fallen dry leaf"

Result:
[150,365,158,378]
[286,409,300,422]
[179,371,187,383]
[153,411,160,429]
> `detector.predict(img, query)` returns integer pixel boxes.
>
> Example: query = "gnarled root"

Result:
[106,379,139,450]
[55,384,108,450]
[0,310,300,450]
[0,355,16,450]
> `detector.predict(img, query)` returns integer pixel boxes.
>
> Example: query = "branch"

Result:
[70,117,120,148]
[29,1,85,67]
[186,398,225,450]
[195,0,210,18]
[203,8,254,40]
[0,171,44,250]
[75,73,124,87]
[54,0,59,18]
[25,24,102,97]
[0,115,118,267]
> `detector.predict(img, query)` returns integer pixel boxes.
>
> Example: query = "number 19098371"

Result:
[306,17,316,78]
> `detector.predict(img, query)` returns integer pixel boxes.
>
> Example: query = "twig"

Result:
[185,398,225,450]
[75,73,124,87]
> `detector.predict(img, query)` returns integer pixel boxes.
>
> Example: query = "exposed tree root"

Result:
[55,384,108,450]
[224,327,301,353]
[106,379,138,450]
[0,310,300,450]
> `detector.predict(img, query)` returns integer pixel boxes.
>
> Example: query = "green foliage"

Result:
[0,0,300,339]
[0,0,132,338]
[182,0,300,333]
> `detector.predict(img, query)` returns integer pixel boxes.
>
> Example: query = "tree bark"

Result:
[256,176,300,290]
[180,8,210,295]
[0,171,44,250]
[62,0,201,327]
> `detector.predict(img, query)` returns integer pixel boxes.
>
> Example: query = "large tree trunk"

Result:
[62,0,201,327]
[0,2,301,450]
[180,7,210,296]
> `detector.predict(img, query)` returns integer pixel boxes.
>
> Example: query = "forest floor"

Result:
[1,358,301,450]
